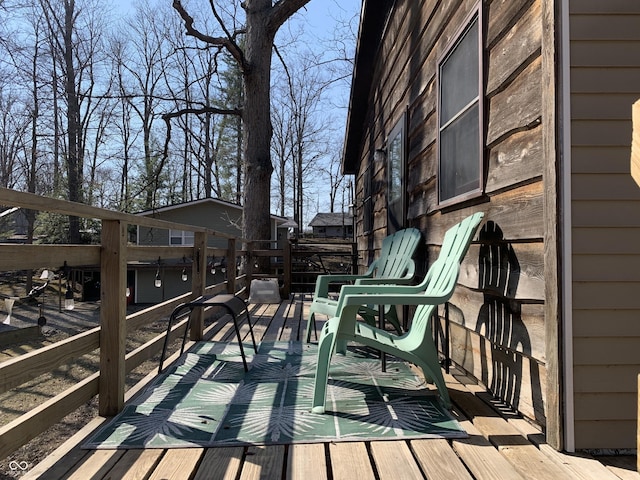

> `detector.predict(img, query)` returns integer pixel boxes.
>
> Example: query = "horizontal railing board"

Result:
[0,329,100,396]
[0,373,99,461]
[0,187,238,241]
[0,245,101,271]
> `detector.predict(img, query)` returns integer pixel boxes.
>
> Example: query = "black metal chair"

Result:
[159,294,258,373]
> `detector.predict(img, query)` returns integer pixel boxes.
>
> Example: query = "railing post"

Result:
[190,232,207,341]
[227,238,237,294]
[99,220,127,416]
[246,242,253,296]
[283,240,291,298]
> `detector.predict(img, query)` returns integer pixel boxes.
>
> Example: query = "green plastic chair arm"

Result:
[313,258,379,297]
[341,292,452,309]
[334,283,427,308]
[354,276,415,286]
[314,272,374,298]
[334,264,439,308]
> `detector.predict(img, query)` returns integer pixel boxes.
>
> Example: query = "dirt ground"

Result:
[0,295,176,479]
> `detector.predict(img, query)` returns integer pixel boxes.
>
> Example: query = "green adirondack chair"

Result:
[311,212,484,413]
[305,227,422,343]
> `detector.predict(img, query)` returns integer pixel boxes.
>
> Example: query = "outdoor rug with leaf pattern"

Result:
[83,341,466,449]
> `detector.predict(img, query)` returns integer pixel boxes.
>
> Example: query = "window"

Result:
[169,229,194,246]
[363,160,373,235]
[387,114,406,233]
[438,10,483,205]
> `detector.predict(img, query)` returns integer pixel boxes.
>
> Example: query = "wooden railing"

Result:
[0,187,288,460]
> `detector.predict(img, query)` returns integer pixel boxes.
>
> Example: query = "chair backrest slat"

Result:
[374,228,422,279]
[409,213,484,336]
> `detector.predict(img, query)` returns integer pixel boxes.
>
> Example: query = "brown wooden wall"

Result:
[352,0,548,426]
[569,0,640,450]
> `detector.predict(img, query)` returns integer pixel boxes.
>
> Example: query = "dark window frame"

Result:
[387,111,407,234]
[437,5,484,208]
[362,156,373,236]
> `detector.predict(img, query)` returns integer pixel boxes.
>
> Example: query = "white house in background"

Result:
[308,212,354,239]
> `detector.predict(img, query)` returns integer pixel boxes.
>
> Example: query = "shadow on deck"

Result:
[22,294,639,480]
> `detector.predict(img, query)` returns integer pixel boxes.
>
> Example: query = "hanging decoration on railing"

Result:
[220,257,227,275]
[64,283,75,310]
[61,261,75,312]
[155,257,162,288]
[181,255,188,282]
[207,257,227,278]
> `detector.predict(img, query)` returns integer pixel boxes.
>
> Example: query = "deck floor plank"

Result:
[370,440,425,479]
[599,456,640,480]
[239,445,285,480]
[19,295,640,480]
[147,448,204,480]
[447,377,578,480]
[286,443,328,480]
[101,449,163,480]
[247,303,281,344]
[63,449,124,480]
[410,438,474,480]
[329,442,376,480]
[468,384,625,480]
[451,416,525,480]
[279,297,301,342]
[260,301,289,343]
[22,417,108,480]
[193,446,244,480]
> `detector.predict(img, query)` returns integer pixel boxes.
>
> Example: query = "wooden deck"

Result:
[23,294,639,480]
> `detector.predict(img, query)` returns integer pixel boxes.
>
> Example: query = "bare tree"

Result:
[322,147,346,213]
[40,0,109,241]
[122,1,174,210]
[172,0,310,247]
[271,49,335,233]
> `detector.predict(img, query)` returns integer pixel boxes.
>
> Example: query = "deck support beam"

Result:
[99,220,127,416]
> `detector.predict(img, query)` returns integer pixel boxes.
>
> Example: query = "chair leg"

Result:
[305,309,316,343]
[414,350,451,409]
[311,325,337,414]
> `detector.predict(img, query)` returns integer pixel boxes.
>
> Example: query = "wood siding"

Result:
[569,1,640,450]
[352,0,548,427]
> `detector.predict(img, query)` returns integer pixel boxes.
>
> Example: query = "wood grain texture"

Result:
[239,445,285,480]
[286,443,328,480]
[148,449,204,480]
[411,438,473,480]
[370,441,424,479]
[487,0,542,95]
[99,220,127,416]
[194,447,243,480]
[103,449,163,480]
[329,442,375,480]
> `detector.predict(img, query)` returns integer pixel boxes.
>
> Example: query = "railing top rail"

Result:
[0,187,241,241]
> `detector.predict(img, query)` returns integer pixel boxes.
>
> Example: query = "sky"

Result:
[111,0,362,223]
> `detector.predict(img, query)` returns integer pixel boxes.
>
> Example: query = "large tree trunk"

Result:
[242,0,275,246]
[64,0,82,243]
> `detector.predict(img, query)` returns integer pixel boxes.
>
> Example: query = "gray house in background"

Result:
[134,198,287,304]
[308,212,354,239]
[0,207,30,243]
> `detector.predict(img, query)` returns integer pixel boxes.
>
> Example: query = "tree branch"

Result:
[162,106,242,121]
[268,0,312,34]
[172,0,246,70]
